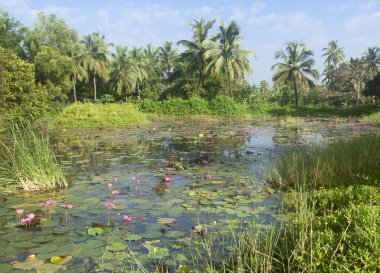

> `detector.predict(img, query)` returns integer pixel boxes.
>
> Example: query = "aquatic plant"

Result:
[42,199,57,219]
[111,190,120,196]
[61,204,73,223]
[16,209,23,221]
[105,202,116,225]
[0,123,67,192]
[122,215,132,223]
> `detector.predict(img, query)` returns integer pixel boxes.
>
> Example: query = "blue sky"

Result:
[1,0,379,84]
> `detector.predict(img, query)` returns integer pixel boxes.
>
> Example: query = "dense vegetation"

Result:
[0,9,379,124]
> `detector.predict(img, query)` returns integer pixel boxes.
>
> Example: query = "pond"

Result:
[0,117,377,272]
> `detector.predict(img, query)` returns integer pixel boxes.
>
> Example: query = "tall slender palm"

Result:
[178,18,216,95]
[272,41,319,106]
[206,21,254,97]
[69,42,87,102]
[109,46,138,101]
[322,40,346,68]
[157,41,178,80]
[129,47,149,99]
[322,40,345,83]
[362,47,380,79]
[81,32,109,100]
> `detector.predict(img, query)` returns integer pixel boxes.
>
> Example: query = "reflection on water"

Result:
[0,117,377,271]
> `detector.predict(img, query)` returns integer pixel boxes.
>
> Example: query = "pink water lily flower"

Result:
[40,202,47,207]
[113,176,119,183]
[122,215,132,223]
[61,204,73,209]
[21,217,32,225]
[112,190,120,196]
[45,200,56,206]
[16,209,24,215]
[108,183,113,190]
[131,176,136,182]
[27,213,35,219]
[105,202,116,209]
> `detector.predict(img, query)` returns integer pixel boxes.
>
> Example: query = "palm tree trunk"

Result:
[93,72,97,101]
[227,68,233,98]
[293,78,299,107]
[137,82,141,99]
[73,80,77,102]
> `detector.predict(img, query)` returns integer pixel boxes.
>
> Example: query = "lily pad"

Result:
[87,227,104,236]
[124,234,142,241]
[156,218,176,224]
[108,242,126,252]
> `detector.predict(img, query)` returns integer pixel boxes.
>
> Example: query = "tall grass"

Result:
[0,124,66,192]
[268,135,380,190]
[53,102,150,128]
[364,111,380,126]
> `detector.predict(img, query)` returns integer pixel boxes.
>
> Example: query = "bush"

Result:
[53,102,150,128]
[211,95,245,116]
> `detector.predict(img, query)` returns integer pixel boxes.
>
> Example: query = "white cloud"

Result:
[229,6,246,22]
[185,6,213,16]
[328,3,355,12]
[344,12,380,33]
[359,0,378,10]
[250,1,266,14]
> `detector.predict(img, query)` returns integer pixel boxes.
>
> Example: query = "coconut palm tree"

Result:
[322,40,346,84]
[109,45,138,101]
[69,42,87,102]
[362,47,380,79]
[272,41,319,106]
[157,41,178,80]
[322,40,346,68]
[206,21,254,97]
[129,47,149,99]
[81,32,109,100]
[178,18,216,95]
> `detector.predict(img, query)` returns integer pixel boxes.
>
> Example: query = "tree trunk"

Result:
[293,78,299,107]
[73,80,77,102]
[93,72,97,101]
[227,68,233,98]
[137,82,141,99]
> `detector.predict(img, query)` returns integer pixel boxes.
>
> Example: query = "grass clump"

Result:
[268,135,380,190]
[53,102,150,128]
[0,124,66,192]
[269,135,380,272]
[363,111,380,126]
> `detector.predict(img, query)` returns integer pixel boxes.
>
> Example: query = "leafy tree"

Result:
[272,41,319,106]
[362,47,380,80]
[258,80,270,93]
[34,46,74,101]
[81,32,109,100]
[363,73,380,99]
[25,12,78,60]
[331,58,369,104]
[178,18,216,96]
[0,10,28,58]
[0,47,48,122]
[129,47,149,99]
[206,21,254,97]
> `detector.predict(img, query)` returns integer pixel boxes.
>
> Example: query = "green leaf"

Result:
[87,227,104,236]
[108,242,126,252]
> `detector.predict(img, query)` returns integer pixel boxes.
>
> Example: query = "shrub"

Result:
[211,95,244,116]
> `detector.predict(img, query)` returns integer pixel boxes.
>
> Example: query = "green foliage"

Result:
[0,123,67,192]
[53,102,149,128]
[34,46,74,100]
[268,135,380,190]
[363,73,380,99]
[0,9,27,58]
[211,95,245,115]
[0,46,49,122]
[364,111,380,126]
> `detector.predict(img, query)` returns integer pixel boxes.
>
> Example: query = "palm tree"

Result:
[69,42,87,102]
[272,41,319,106]
[362,47,380,79]
[322,40,345,83]
[178,18,216,95]
[109,46,137,101]
[206,21,254,97]
[322,40,346,68]
[157,41,178,80]
[129,47,149,99]
[81,32,109,100]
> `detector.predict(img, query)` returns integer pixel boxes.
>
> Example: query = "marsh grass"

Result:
[53,102,150,128]
[0,123,66,192]
[364,111,380,126]
[268,135,380,190]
